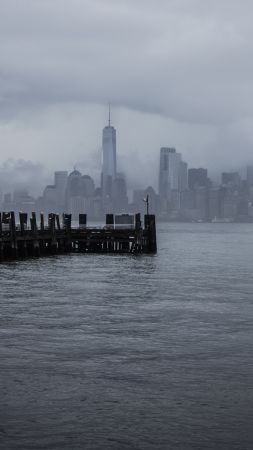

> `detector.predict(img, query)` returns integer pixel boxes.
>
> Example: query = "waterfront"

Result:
[1,223,253,450]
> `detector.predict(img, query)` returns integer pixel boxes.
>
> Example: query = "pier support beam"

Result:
[40,213,45,231]
[33,240,40,257]
[0,242,4,261]
[19,212,28,234]
[63,214,72,252]
[21,240,28,257]
[144,214,157,253]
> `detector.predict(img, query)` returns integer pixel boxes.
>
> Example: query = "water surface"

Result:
[1,223,253,449]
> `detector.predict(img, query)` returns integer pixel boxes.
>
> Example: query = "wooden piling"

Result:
[144,214,157,253]
[56,214,61,231]
[63,213,72,252]
[48,213,57,254]
[40,213,45,231]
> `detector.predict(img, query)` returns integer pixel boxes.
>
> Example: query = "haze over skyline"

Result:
[1,0,253,190]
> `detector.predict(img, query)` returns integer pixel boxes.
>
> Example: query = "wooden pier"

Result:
[0,212,157,261]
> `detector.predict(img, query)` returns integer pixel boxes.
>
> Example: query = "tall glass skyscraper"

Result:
[159,147,182,198]
[101,107,117,198]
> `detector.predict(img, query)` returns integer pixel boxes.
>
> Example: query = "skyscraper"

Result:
[54,171,68,211]
[179,161,188,192]
[221,172,240,187]
[101,105,117,198]
[66,169,85,219]
[159,147,181,198]
[188,168,209,190]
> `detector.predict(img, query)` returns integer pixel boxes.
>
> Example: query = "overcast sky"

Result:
[1,0,253,192]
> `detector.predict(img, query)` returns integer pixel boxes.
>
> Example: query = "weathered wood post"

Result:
[1,212,11,258]
[30,212,40,256]
[19,212,28,257]
[39,213,46,254]
[48,213,57,254]
[106,214,114,251]
[78,214,87,252]
[133,213,142,253]
[30,212,37,233]
[63,213,72,252]
[19,212,27,234]
[144,214,157,253]
[56,214,61,230]
[40,213,45,231]
[0,213,3,261]
[135,213,141,230]
[10,212,18,258]
[55,214,62,250]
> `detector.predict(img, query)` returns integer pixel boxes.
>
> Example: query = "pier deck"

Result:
[0,212,157,261]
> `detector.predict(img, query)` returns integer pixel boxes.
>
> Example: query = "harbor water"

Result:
[1,223,253,449]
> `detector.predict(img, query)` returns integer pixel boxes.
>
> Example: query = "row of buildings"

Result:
[2,111,253,222]
[157,147,253,221]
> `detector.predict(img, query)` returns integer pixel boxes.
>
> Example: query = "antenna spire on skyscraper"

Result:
[108,102,111,127]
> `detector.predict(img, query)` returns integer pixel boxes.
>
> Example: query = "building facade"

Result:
[159,147,182,198]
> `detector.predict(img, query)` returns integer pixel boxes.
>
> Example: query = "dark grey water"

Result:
[1,223,253,450]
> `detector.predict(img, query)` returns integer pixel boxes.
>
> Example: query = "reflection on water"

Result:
[0,223,253,449]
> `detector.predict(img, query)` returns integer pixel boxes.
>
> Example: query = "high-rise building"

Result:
[101,106,117,198]
[112,174,128,212]
[221,172,240,187]
[179,161,188,192]
[194,186,208,220]
[54,171,68,211]
[188,168,208,190]
[42,185,57,213]
[208,187,222,220]
[82,175,95,197]
[158,147,181,198]
[66,169,85,219]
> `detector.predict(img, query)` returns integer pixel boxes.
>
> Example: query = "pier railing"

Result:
[0,212,157,260]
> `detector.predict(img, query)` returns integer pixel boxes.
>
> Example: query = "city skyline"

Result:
[1,103,253,191]
[1,0,253,222]
[1,114,253,223]
[1,104,253,200]
[2,1,253,189]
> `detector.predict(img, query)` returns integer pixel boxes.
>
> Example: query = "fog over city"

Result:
[1,0,253,192]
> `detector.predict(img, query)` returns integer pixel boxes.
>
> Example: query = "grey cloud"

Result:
[1,0,253,125]
[1,0,253,190]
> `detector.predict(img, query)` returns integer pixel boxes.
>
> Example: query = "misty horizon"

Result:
[1,1,253,196]
[0,126,252,199]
